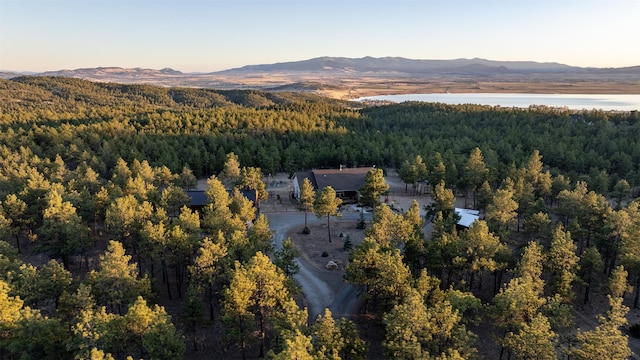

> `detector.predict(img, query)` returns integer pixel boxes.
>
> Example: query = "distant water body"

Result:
[355,93,640,111]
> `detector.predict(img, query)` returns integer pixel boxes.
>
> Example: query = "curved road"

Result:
[266,210,369,320]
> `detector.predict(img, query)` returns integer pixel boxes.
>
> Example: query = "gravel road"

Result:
[266,211,368,320]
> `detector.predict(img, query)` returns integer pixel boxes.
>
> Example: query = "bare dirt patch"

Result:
[288,219,366,291]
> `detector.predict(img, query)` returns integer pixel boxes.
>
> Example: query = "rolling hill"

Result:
[4,57,640,97]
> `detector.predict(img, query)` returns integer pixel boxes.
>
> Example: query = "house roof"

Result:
[238,189,258,204]
[295,171,318,190]
[186,189,258,208]
[186,190,208,207]
[455,208,480,228]
[298,167,374,193]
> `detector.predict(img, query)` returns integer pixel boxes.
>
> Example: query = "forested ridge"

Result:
[2,77,639,185]
[1,76,640,359]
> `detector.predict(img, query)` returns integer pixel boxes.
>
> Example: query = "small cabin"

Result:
[186,189,259,213]
[454,208,480,230]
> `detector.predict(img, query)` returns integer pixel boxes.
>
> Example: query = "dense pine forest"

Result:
[1,76,640,359]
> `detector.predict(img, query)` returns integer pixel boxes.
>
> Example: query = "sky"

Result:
[1,0,639,73]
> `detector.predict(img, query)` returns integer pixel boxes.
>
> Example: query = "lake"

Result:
[355,93,640,111]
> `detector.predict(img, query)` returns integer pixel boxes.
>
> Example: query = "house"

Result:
[454,208,480,229]
[186,190,208,213]
[186,189,259,213]
[292,167,374,204]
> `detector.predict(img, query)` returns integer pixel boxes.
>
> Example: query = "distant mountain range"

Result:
[218,56,585,74]
[38,66,183,77]
[3,57,639,96]
[7,56,640,78]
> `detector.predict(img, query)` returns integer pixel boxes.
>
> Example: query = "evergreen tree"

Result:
[160,185,189,218]
[424,181,459,237]
[37,259,73,309]
[104,194,154,262]
[299,177,316,233]
[461,220,507,290]
[486,183,518,240]
[312,308,343,360]
[611,179,631,209]
[5,307,70,359]
[87,240,151,314]
[123,296,185,360]
[312,308,367,360]
[503,313,557,360]
[344,238,412,312]
[182,284,205,351]
[403,200,425,273]
[223,252,291,358]
[607,265,629,299]
[619,201,640,307]
[229,188,257,224]
[2,194,28,253]
[490,242,546,356]
[205,175,231,211]
[383,289,475,359]
[578,246,603,304]
[476,180,493,213]
[398,160,416,193]
[570,283,632,359]
[189,234,228,320]
[525,150,550,198]
[366,204,413,250]
[222,152,242,187]
[425,229,465,287]
[38,187,90,269]
[247,213,274,256]
[427,152,447,191]
[314,186,342,243]
[270,297,309,355]
[239,166,268,201]
[178,166,197,191]
[359,168,389,211]
[0,280,23,348]
[547,224,579,303]
[465,147,490,208]
[512,175,535,232]
[272,330,314,360]
[274,238,300,277]
[523,211,552,243]
[412,155,429,195]
[111,158,132,188]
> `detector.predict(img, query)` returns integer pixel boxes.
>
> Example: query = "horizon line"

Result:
[3,55,640,75]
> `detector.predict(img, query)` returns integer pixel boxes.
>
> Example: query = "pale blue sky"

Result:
[1,0,639,72]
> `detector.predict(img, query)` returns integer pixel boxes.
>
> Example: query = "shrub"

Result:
[356,211,366,229]
[343,234,353,250]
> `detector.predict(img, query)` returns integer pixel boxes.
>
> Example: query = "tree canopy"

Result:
[1,77,640,359]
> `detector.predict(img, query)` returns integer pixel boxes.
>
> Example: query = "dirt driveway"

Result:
[263,171,435,320]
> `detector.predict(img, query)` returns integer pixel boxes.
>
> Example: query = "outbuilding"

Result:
[454,207,480,230]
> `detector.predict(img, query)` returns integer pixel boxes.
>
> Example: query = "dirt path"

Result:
[266,211,363,319]
[263,171,430,321]
[264,173,640,358]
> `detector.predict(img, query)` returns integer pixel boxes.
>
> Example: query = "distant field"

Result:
[210,74,640,100]
[20,70,640,100]
[337,79,640,98]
